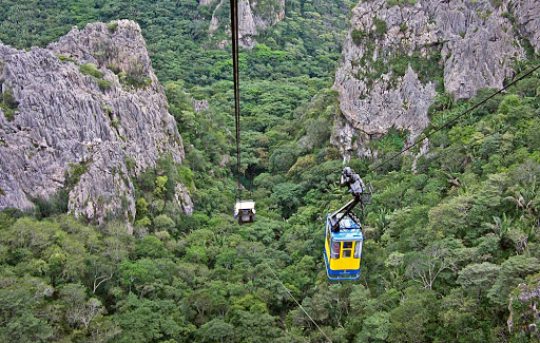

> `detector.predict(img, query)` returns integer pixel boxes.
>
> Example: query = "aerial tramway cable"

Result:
[230,0,242,200]
[265,263,334,343]
[367,63,540,173]
[228,0,330,337]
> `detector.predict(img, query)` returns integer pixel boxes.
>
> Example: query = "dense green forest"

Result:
[1,0,540,342]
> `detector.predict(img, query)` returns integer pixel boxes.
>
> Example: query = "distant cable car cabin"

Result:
[234,200,256,224]
[324,167,370,281]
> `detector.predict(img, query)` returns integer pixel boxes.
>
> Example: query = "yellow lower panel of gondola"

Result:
[324,240,361,280]
[329,255,360,270]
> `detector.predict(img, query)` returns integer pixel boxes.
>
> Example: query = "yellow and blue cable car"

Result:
[324,212,363,281]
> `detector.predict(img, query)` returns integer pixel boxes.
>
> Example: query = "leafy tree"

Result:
[488,256,540,305]
[113,294,195,343]
[388,287,439,343]
[196,318,234,343]
[457,262,500,299]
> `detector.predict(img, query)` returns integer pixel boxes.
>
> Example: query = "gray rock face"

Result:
[208,0,285,48]
[0,20,192,224]
[333,0,537,159]
[193,99,210,113]
[510,0,540,53]
[507,278,540,337]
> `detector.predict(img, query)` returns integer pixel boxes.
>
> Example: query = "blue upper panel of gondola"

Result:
[326,214,363,241]
[332,229,363,242]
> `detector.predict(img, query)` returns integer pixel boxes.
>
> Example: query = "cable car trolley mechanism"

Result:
[324,167,372,281]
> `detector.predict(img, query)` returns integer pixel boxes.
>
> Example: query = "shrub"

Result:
[57,54,75,63]
[107,21,118,33]
[33,190,69,218]
[97,79,112,91]
[388,0,417,6]
[2,88,18,109]
[177,166,195,189]
[498,94,521,115]
[119,60,152,89]
[79,63,104,79]
[374,18,387,37]
[135,216,151,228]
[351,29,366,45]
[0,87,18,121]
[65,162,89,188]
[153,214,176,231]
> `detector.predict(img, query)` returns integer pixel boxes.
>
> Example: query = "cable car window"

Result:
[342,241,354,258]
[331,242,340,258]
[354,241,362,258]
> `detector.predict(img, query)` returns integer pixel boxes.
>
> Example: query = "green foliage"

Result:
[80,63,104,79]
[57,54,75,63]
[97,78,113,91]
[370,128,407,153]
[153,214,175,231]
[457,262,500,297]
[2,1,540,342]
[154,176,169,197]
[31,161,90,218]
[387,0,417,6]
[66,162,89,188]
[488,256,540,305]
[119,64,152,89]
[114,294,194,342]
[352,29,367,45]
[107,21,118,33]
[373,18,388,37]
[0,87,18,121]
[390,51,443,85]
[135,235,168,258]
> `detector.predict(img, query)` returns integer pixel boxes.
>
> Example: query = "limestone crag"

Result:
[508,277,540,338]
[208,0,285,48]
[0,20,193,224]
[510,0,540,53]
[333,0,538,159]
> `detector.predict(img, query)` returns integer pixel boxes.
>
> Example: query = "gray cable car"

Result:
[234,200,256,224]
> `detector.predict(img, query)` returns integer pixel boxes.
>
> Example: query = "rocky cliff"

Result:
[508,275,540,339]
[0,20,193,225]
[207,0,286,48]
[332,0,540,159]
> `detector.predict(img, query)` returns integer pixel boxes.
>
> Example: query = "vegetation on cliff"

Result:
[1,0,540,342]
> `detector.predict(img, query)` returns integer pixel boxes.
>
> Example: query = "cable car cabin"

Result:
[324,213,363,281]
[234,200,256,224]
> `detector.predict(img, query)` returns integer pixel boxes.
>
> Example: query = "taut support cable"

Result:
[230,0,242,199]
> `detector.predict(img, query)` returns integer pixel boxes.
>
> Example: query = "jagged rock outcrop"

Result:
[208,0,285,48]
[0,20,193,225]
[193,99,210,113]
[510,0,540,53]
[508,275,540,339]
[332,0,538,159]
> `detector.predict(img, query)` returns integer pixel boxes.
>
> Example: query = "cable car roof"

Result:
[235,200,255,210]
[326,214,363,241]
